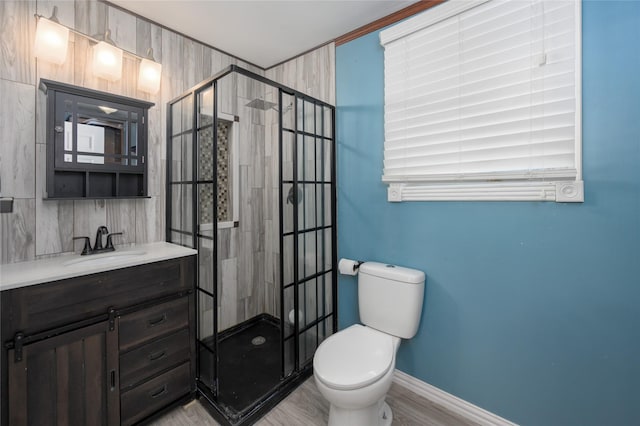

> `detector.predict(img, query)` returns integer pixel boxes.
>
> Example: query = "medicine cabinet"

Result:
[41,80,154,199]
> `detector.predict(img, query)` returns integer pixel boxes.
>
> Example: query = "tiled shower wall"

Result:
[0,0,263,264]
[212,73,270,331]
[266,44,336,106]
[212,39,337,330]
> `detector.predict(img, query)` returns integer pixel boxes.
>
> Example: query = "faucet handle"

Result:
[105,232,123,250]
[72,236,93,256]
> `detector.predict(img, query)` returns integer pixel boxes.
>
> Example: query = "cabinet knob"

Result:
[148,350,167,362]
[147,313,167,328]
[150,384,168,399]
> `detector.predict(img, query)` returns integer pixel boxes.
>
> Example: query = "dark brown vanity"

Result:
[0,245,196,426]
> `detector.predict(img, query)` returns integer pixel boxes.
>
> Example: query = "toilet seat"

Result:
[314,325,395,391]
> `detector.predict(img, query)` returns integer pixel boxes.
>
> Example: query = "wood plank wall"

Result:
[0,0,264,264]
[0,0,336,331]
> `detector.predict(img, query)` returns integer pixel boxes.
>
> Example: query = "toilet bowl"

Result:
[312,261,425,426]
[314,324,400,426]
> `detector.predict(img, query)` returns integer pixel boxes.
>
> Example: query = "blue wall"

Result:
[335,1,640,425]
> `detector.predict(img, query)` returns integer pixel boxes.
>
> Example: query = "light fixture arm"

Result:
[47,5,61,23]
[100,29,116,46]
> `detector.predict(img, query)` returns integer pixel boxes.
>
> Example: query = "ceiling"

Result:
[108,0,419,68]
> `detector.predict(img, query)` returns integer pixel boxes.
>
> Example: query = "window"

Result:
[380,0,582,202]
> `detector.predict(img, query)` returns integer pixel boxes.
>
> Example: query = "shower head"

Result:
[245,99,293,113]
[245,99,277,111]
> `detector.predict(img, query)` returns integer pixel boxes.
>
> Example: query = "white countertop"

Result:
[0,242,197,291]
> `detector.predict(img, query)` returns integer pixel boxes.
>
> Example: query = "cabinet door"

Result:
[7,320,119,426]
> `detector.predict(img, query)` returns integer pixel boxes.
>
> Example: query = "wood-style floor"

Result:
[151,377,479,426]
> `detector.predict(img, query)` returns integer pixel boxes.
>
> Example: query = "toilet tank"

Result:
[358,262,425,339]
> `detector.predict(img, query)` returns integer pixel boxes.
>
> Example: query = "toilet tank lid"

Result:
[359,262,425,284]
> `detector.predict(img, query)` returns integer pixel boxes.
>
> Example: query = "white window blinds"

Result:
[380,0,582,202]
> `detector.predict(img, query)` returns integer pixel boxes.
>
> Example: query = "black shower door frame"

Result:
[166,65,337,421]
[278,89,338,375]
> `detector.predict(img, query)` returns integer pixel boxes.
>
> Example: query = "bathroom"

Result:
[1,0,639,425]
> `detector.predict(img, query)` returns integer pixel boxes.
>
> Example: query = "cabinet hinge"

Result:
[13,332,24,362]
[108,307,116,331]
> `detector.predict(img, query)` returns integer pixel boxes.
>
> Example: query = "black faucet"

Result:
[93,226,109,251]
[73,226,123,255]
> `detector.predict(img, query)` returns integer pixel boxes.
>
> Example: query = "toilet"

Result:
[313,262,425,426]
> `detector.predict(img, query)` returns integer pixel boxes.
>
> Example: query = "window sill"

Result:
[387,181,584,203]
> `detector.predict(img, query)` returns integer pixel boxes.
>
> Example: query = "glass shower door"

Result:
[280,91,336,377]
[194,83,218,397]
[167,66,337,425]
[167,84,220,398]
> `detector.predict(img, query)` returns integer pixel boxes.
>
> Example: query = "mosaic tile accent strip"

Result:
[199,127,214,181]
[198,119,232,224]
[199,184,214,224]
[217,120,231,222]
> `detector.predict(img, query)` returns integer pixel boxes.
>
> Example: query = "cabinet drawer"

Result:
[120,362,191,426]
[119,297,189,352]
[1,256,194,338]
[120,328,190,390]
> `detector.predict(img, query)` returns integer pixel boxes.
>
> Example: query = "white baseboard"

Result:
[393,370,517,426]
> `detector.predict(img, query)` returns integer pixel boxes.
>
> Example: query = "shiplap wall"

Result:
[0,0,264,264]
[267,43,336,105]
[0,0,335,330]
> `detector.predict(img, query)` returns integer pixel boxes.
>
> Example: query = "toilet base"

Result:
[327,399,393,426]
[379,401,393,426]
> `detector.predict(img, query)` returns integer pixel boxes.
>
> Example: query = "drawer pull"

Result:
[147,313,167,328]
[150,384,168,399]
[148,349,167,362]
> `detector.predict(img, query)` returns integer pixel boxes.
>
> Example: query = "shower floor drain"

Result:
[251,336,266,346]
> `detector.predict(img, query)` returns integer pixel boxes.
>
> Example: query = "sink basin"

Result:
[64,250,147,267]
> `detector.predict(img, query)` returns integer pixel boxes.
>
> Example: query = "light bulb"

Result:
[138,58,162,94]
[92,41,123,81]
[34,18,69,65]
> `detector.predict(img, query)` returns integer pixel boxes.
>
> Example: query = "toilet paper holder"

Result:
[352,261,364,272]
[338,258,365,276]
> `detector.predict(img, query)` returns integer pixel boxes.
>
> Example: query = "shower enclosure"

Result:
[167,65,336,425]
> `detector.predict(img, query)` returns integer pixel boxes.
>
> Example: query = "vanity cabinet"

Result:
[118,298,193,426]
[40,79,154,199]
[6,319,119,426]
[0,255,196,426]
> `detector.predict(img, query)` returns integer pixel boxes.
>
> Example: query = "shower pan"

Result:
[166,65,337,425]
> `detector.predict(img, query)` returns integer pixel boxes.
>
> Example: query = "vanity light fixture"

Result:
[92,30,123,81]
[138,48,162,94]
[33,7,69,65]
[33,12,162,90]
